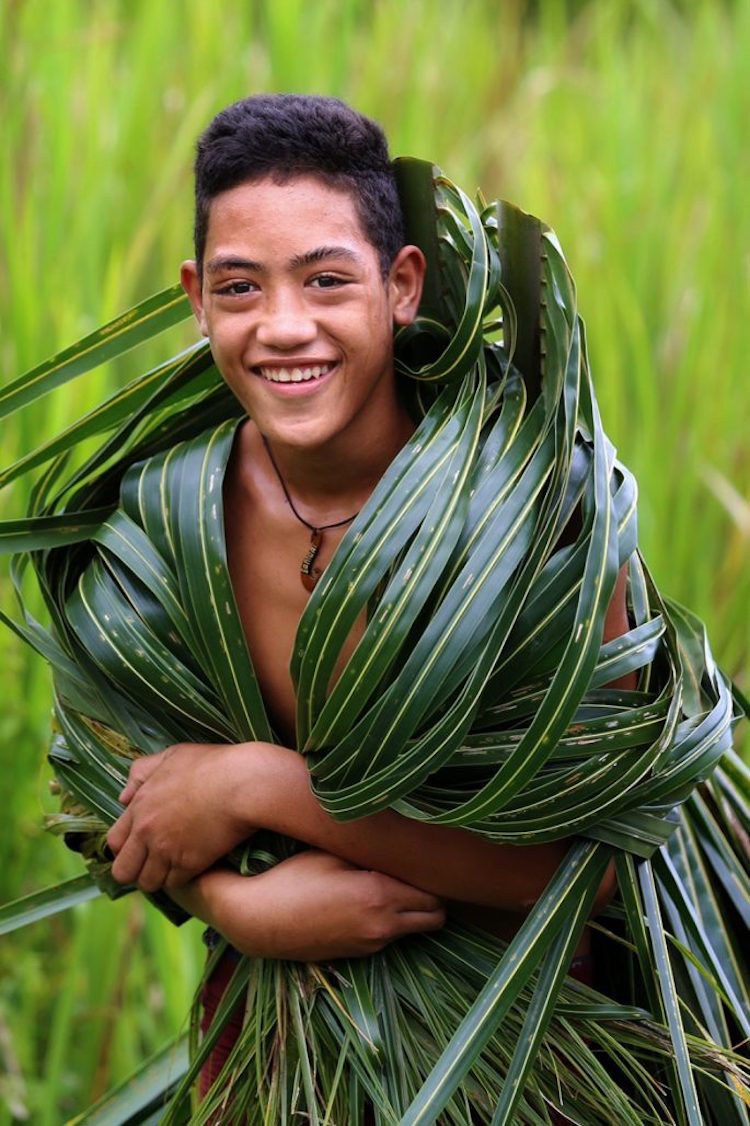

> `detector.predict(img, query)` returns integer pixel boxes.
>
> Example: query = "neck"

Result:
[261,400,414,520]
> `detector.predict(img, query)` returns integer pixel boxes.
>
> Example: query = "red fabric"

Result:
[198,950,246,1102]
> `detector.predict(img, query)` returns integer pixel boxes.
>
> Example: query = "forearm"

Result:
[166,865,285,956]
[167,866,236,929]
[238,568,632,909]
[244,744,575,911]
[307,809,572,911]
[167,852,446,961]
[113,560,632,911]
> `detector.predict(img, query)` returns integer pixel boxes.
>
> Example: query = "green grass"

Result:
[1,0,748,1120]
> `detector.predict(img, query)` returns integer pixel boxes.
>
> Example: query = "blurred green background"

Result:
[1,0,748,1120]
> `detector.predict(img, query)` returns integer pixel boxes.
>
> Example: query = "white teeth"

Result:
[258,364,332,383]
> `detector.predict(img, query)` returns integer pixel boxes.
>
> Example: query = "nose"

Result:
[255,289,317,351]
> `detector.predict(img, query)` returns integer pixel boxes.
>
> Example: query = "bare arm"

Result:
[260,564,630,910]
[167,852,446,961]
[109,735,614,916]
[228,743,576,909]
[108,566,630,912]
[256,565,630,906]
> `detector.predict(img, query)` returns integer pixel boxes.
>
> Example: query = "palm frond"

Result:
[1,159,747,1123]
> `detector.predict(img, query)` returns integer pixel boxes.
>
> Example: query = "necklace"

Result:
[262,435,359,592]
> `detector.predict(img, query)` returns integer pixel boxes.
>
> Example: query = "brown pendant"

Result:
[300,529,323,592]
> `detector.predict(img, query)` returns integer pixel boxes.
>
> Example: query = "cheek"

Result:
[351,303,393,361]
[208,322,249,369]
[358,313,394,375]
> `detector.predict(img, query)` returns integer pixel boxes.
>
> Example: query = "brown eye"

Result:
[217,281,257,296]
[309,274,346,289]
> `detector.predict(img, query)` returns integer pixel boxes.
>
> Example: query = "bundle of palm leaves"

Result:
[1,160,748,1124]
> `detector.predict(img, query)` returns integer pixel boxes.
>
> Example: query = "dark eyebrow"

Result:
[204,246,362,276]
[204,255,265,275]
[288,246,362,269]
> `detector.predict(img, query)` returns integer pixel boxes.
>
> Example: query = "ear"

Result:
[180,260,209,336]
[388,245,426,326]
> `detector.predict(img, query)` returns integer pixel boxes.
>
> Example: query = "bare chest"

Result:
[224,479,363,748]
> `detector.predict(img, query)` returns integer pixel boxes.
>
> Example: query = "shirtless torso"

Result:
[223,416,556,942]
[224,418,367,750]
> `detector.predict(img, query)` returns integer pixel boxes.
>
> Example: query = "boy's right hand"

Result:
[205,850,446,961]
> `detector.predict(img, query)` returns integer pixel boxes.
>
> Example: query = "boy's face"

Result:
[181,175,424,452]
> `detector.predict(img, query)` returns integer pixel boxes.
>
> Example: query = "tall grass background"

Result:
[1,0,748,1120]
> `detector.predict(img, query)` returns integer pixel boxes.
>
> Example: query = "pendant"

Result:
[301,529,322,592]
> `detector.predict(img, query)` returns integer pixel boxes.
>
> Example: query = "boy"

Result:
[105,93,623,1096]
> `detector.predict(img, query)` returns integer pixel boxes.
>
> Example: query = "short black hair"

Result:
[193,94,405,277]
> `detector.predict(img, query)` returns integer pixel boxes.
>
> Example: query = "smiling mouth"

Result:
[255,362,336,384]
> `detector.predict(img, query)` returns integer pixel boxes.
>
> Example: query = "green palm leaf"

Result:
[640,858,703,1125]
[0,285,191,421]
[1,158,748,1123]
[0,342,212,490]
[0,507,113,553]
[489,875,606,1125]
[401,842,612,1123]
[0,875,101,935]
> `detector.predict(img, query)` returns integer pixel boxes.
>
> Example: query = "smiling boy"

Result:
[105,94,626,1101]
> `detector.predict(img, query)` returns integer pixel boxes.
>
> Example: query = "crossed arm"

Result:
[106,567,630,959]
[107,737,592,959]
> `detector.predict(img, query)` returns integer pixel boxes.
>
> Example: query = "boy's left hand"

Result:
[106,742,260,892]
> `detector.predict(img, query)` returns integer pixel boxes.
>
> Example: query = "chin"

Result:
[255,414,345,452]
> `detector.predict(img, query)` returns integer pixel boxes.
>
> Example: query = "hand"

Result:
[107,742,259,892]
[211,850,446,961]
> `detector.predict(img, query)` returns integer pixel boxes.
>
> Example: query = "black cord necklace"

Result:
[262,435,359,592]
